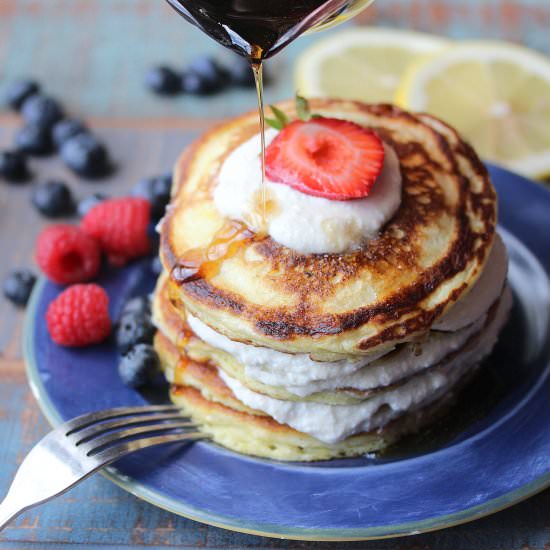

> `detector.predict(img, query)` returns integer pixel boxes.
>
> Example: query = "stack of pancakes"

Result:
[154,100,511,461]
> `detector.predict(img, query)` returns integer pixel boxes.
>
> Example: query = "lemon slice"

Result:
[295,27,448,104]
[397,41,550,179]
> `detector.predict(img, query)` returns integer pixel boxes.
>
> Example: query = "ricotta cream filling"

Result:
[213,128,402,254]
[187,311,483,395]
[219,287,512,444]
[186,235,507,396]
[186,233,508,393]
[433,234,508,331]
[187,313,385,385]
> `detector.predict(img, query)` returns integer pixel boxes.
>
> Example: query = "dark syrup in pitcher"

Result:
[164,0,362,60]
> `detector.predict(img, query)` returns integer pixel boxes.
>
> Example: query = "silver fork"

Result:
[0,404,206,531]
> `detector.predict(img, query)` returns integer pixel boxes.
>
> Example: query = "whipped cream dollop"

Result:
[213,128,402,254]
[219,287,512,444]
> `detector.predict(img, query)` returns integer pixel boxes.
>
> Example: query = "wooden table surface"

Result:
[1,1,550,548]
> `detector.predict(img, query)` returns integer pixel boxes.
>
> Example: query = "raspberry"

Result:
[46,284,111,347]
[36,224,101,285]
[81,197,151,261]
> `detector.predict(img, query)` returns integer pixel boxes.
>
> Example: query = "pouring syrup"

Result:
[165,0,373,280]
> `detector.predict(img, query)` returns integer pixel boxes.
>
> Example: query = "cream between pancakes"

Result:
[433,234,508,331]
[219,288,512,444]
[186,232,507,394]
[182,233,510,443]
[188,310,483,396]
[213,128,402,254]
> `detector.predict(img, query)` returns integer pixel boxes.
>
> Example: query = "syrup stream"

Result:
[165,0,374,242]
[171,60,268,287]
[164,0,375,287]
[251,60,267,229]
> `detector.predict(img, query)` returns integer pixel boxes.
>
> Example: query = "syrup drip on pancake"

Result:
[246,187,280,233]
[171,220,264,284]
[173,356,191,385]
[176,326,193,349]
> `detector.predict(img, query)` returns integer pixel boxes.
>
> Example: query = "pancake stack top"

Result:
[153,99,511,461]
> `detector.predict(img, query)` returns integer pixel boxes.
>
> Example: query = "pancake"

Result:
[153,272,500,406]
[154,330,262,416]
[153,274,375,405]
[154,257,512,456]
[155,329,468,462]
[160,99,497,360]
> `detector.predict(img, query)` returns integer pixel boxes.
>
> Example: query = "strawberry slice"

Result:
[265,118,385,200]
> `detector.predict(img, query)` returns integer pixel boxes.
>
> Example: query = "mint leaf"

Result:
[296,94,311,121]
[266,98,322,129]
[265,104,290,130]
[265,117,284,130]
[270,105,290,127]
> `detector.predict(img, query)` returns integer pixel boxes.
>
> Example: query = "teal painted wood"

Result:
[1,0,550,120]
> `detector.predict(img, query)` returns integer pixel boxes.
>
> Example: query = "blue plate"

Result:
[24,164,550,541]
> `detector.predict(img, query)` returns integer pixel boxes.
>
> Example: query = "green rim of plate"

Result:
[23,277,550,541]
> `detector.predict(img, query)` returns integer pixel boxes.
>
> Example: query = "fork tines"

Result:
[63,405,202,460]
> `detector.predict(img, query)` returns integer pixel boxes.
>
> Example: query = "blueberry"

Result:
[228,56,255,87]
[121,296,151,317]
[181,72,206,95]
[60,133,110,178]
[77,193,108,217]
[31,180,75,218]
[4,79,40,110]
[133,173,172,220]
[0,150,30,183]
[15,124,53,156]
[145,66,181,95]
[189,56,229,83]
[21,94,63,128]
[148,224,160,252]
[3,270,36,307]
[118,343,160,388]
[150,256,163,276]
[152,174,172,216]
[52,119,87,149]
[116,311,155,354]
[132,177,155,201]
[182,56,228,95]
